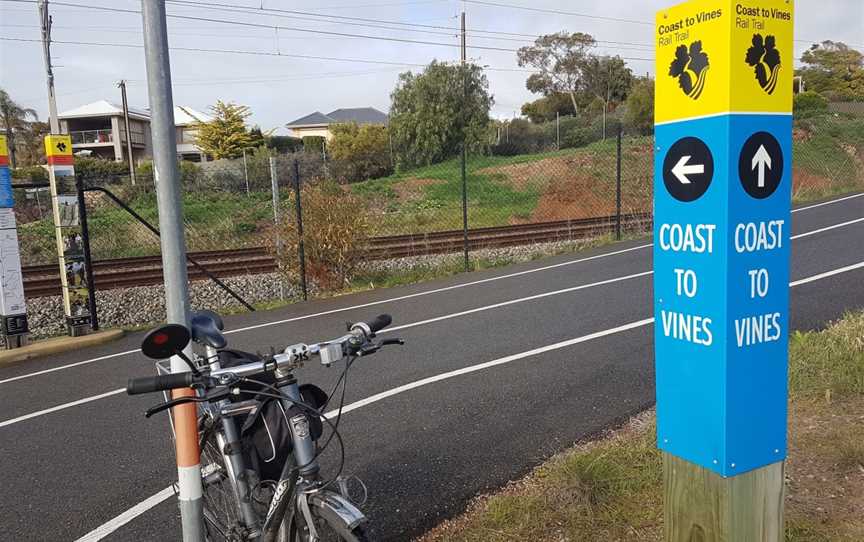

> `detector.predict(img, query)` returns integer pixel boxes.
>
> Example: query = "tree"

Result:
[0,88,39,169]
[622,76,655,135]
[328,122,393,182]
[517,32,596,112]
[194,101,254,159]
[520,93,575,123]
[797,41,864,100]
[389,60,493,169]
[580,55,634,138]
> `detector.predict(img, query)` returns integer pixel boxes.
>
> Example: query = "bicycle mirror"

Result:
[141,324,191,359]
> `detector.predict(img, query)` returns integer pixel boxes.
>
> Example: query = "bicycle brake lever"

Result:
[380,338,405,346]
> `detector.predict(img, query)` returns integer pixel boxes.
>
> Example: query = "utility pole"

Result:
[460,11,469,272]
[37,0,60,133]
[140,2,203,541]
[118,80,136,185]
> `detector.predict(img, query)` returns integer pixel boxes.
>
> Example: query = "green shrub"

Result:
[11,165,48,183]
[303,136,325,154]
[74,156,130,180]
[327,123,393,183]
[793,91,829,119]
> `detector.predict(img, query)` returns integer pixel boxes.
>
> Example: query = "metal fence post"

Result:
[292,159,308,301]
[75,175,98,331]
[242,148,250,195]
[460,11,469,272]
[615,123,622,241]
[269,156,285,300]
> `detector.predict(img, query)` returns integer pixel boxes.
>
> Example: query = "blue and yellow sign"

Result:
[654,0,793,477]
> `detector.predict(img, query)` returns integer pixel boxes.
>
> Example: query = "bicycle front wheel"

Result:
[289,499,369,542]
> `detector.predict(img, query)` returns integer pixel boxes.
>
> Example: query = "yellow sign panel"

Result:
[0,135,7,158]
[655,0,794,124]
[44,135,73,157]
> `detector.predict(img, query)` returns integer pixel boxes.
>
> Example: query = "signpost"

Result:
[45,134,94,336]
[0,136,28,347]
[653,0,793,538]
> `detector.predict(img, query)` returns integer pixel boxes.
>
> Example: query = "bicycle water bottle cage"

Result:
[190,310,227,349]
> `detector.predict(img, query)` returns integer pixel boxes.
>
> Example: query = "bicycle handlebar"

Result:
[126,315,396,396]
[127,373,195,395]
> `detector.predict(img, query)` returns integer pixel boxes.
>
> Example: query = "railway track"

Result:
[23,213,651,298]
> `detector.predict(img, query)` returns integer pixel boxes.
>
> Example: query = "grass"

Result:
[419,311,864,542]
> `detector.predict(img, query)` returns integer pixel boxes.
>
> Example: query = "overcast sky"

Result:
[1,0,862,134]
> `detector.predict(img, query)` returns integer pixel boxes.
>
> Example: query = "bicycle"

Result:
[127,310,403,541]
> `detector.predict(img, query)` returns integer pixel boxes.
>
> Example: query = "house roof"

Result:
[59,100,150,121]
[174,105,212,126]
[285,107,388,128]
[59,100,213,126]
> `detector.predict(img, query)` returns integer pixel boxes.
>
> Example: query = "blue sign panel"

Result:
[654,113,791,477]
[0,167,13,208]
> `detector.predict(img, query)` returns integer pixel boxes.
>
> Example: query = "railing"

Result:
[69,129,147,146]
[70,129,114,145]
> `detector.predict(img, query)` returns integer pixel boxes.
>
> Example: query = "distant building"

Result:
[58,100,213,163]
[285,107,388,140]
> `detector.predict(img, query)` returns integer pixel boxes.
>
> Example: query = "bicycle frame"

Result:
[194,344,366,541]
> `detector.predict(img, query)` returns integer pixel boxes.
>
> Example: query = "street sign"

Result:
[0,136,28,341]
[654,0,793,477]
[44,135,94,334]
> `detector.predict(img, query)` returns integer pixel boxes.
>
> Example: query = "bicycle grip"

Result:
[365,314,392,334]
[126,373,195,395]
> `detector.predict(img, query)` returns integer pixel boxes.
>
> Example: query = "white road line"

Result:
[0,349,140,386]
[0,271,654,430]
[0,243,652,387]
[8,214,864,427]
[72,255,864,541]
[790,261,864,287]
[789,217,864,240]
[6,193,864,392]
[75,486,177,542]
[8,192,864,387]
[791,192,864,213]
[0,388,125,429]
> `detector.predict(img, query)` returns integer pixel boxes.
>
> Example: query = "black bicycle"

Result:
[127,310,403,541]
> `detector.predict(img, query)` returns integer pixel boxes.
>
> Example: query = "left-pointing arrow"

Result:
[671,155,705,184]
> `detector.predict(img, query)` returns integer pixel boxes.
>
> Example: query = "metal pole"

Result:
[615,123,622,241]
[75,175,98,331]
[460,11,469,272]
[242,148,250,194]
[292,159,308,301]
[118,80,137,186]
[556,111,560,150]
[37,0,60,134]
[140,2,203,540]
[270,156,286,300]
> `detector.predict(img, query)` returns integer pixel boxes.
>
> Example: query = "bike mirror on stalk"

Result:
[141,324,191,360]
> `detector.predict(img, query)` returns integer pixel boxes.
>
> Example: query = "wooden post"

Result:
[664,453,784,541]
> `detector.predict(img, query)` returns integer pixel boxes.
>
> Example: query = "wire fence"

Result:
[10,111,864,294]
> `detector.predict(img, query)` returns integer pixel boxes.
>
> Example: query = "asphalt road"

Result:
[1,192,863,541]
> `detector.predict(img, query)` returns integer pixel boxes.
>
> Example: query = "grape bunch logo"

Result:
[668,41,710,100]
[745,34,781,95]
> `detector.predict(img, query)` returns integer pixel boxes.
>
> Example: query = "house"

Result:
[58,100,213,164]
[285,107,388,140]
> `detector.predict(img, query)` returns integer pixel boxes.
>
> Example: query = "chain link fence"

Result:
[10,110,863,294]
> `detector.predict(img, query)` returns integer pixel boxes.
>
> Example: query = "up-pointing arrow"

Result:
[751,144,772,188]
[671,155,704,185]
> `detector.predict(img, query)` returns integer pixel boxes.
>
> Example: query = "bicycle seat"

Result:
[190,310,227,349]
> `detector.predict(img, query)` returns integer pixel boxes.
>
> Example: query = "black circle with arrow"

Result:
[738,131,783,199]
[662,136,714,202]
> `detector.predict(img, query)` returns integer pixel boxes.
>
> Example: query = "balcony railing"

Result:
[69,129,147,146]
[70,129,114,145]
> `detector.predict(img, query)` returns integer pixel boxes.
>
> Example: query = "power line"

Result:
[462,0,653,26]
